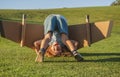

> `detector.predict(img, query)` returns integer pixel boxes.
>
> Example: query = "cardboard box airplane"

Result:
[0,15,113,49]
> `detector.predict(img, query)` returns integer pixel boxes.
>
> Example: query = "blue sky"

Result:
[0,0,115,9]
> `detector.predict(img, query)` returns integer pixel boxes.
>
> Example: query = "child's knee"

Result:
[34,40,40,46]
[34,41,37,46]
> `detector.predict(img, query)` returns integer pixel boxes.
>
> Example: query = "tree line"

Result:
[111,0,120,6]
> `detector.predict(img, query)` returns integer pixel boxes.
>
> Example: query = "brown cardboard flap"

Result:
[0,21,21,43]
[90,21,113,44]
[68,24,87,48]
[24,23,44,48]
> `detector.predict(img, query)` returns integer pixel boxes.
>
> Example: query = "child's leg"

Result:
[61,34,84,61]
[61,34,76,51]
[35,32,52,62]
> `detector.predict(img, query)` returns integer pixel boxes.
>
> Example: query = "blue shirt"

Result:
[49,31,64,46]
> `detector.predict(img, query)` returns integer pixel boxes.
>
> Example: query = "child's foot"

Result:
[35,50,45,62]
[72,51,84,61]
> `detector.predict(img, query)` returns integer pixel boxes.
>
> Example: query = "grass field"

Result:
[0,6,120,77]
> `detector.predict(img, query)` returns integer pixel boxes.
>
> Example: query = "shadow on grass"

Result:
[81,52,120,62]
[83,57,120,62]
[82,53,120,56]
[43,53,120,63]
[44,57,120,63]
[44,60,77,63]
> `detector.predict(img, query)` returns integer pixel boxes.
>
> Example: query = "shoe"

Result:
[72,51,84,61]
[35,50,45,62]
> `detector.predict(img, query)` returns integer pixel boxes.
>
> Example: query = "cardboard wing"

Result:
[69,21,113,48]
[0,20,113,49]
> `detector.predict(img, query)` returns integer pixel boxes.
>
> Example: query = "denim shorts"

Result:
[44,14,68,35]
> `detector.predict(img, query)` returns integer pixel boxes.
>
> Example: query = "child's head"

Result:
[45,42,62,57]
[51,42,62,56]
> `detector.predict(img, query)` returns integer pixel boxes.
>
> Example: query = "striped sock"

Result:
[39,48,45,53]
[72,50,78,56]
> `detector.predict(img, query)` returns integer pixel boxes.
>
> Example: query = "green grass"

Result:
[0,6,120,77]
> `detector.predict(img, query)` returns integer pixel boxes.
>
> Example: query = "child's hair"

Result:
[45,45,73,57]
